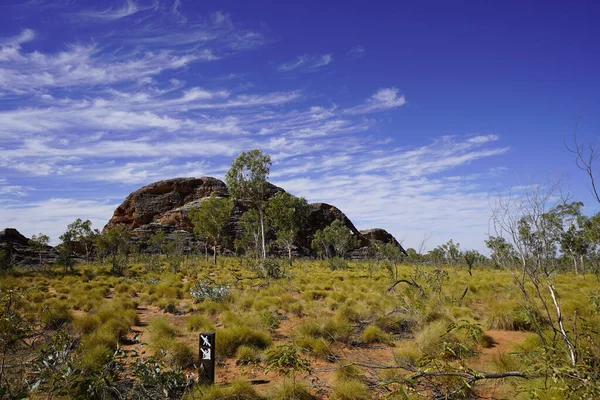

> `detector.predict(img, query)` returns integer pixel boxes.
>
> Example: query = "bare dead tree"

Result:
[489,180,577,367]
[566,121,600,204]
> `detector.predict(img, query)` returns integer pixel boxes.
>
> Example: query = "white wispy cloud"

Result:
[347,45,365,59]
[0,4,513,252]
[0,28,35,47]
[346,87,407,114]
[278,53,333,72]
[77,0,154,21]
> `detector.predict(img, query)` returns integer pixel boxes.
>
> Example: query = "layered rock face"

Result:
[360,228,407,255]
[104,177,404,257]
[0,228,59,267]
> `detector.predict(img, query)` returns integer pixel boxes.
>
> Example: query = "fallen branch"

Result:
[386,279,426,297]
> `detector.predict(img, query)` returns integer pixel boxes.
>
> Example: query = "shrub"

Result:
[269,382,316,400]
[296,337,334,360]
[258,259,284,279]
[260,310,280,330]
[41,300,72,329]
[298,318,352,343]
[236,345,261,365]
[328,257,349,271]
[185,315,214,332]
[72,314,101,334]
[361,325,390,344]
[217,325,272,357]
[149,318,178,341]
[487,302,539,331]
[79,343,112,371]
[184,380,264,400]
[330,379,370,400]
[189,281,230,302]
[334,365,363,382]
[167,341,195,368]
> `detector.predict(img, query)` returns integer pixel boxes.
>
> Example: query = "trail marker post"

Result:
[199,332,215,384]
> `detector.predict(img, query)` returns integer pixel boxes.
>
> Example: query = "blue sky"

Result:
[0,0,599,252]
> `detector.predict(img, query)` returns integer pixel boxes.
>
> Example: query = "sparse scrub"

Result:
[185,380,264,400]
[185,314,214,332]
[330,379,370,400]
[217,325,272,357]
[361,325,390,344]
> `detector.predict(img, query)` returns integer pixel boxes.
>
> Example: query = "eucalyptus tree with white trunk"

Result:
[225,149,272,259]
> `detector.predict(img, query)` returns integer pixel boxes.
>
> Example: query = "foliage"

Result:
[147,230,166,254]
[267,192,309,265]
[29,233,50,268]
[312,219,357,259]
[96,226,132,275]
[225,149,272,259]
[67,218,99,262]
[131,354,190,397]
[265,344,311,380]
[58,225,77,274]
[163,231,186,273]
[189,194,233,264]
[189,281,230,302]
[236,209,262,258]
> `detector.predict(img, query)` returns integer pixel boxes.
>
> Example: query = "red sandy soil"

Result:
[471,329,532,399]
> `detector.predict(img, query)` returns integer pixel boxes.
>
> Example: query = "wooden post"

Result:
[199,332,215,384]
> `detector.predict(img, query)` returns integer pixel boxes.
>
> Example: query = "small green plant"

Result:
[265,344,311,385]
[236,345,261,365]
[185,380,264,400]
[217,325,272,357]
[189,281,230,302]
[185,314,214,332]
[361,325,390,344]
[260,310,280,330]
[131,354,190,398]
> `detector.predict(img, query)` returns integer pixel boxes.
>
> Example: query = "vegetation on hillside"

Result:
[2,148,600,399]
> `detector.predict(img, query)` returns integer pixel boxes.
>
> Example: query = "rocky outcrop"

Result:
[104,177,403,258]
[0,228,59,267]
[104,177,229,231]
[360,228,407,255]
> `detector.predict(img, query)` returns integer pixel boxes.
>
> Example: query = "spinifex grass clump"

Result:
[217,325,272,357]
[148,318,195,368]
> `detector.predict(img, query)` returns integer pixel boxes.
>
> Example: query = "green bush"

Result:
[72,314,102,334]
[361,325,390,344]
[185,314,214,332]
[269,382,317,400]
[330,379,370,400]
[236,345,261,365]
[184,380,264,400]
[41,300,72,329]
[217,325,272,357]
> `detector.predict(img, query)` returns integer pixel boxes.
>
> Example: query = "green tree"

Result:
[58,228,75,274]
[485,236,517,268]
[267,192,309,265]
[236,209,262,258]
[148,230,166,255]
[66,218,99,262]
[188,195,233,264]
[463,250,486,276]
[440,239,461,266]
[311,219,357,259]
[225,149,272,259]
[550,201,589,274]
[162,232,186,273]
[311,229,327,259]
[374,241,403,279]
[97,227,132,275]
[29,233,50,268]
